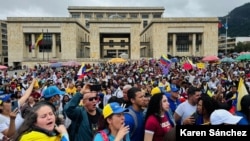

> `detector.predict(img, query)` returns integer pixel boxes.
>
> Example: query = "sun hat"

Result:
[43,86,64,98]
[103,102,128,119]
[210,109,242,125]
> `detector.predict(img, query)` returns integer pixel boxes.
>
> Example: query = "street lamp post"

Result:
[225,16,228,55]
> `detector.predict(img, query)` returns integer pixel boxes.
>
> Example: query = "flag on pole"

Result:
[237,77,248,111]
[77,63,93,79]
[160,54,171,66]
[35,33,43,48]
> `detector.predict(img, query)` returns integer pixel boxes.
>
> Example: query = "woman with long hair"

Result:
[144,93,173,141]
[12,101,69,141]
[93,102,130,141]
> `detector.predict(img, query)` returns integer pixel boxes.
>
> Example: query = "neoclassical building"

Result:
[7,6,218,68]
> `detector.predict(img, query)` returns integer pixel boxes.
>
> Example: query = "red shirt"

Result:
[145,115,172,141]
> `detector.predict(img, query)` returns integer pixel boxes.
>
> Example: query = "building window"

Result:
[121,40,125,47]
[72,13,80,18]
[196,45,200,52]
[86,20,89,28]
[109,40,114,47]
[119,14,126,18]
[96,14,103,19]
[153,14,161,18]
[130,14,137,18]
[141,14,149,19]
[39,33,52,52]
[176,34,189,52]
[107,50,116,57]
[84,14,92,19]
[143,21,148,28]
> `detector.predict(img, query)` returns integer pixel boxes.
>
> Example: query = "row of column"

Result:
[31,34,57,58]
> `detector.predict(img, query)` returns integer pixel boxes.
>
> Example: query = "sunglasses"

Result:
[88,97,98,101]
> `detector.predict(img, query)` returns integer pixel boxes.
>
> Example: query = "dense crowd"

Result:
[0,57,249,141]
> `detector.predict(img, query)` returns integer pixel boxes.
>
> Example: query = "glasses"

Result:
[88,97,98,101]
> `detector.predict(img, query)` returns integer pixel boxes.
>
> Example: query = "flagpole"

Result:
[225,16,228,55]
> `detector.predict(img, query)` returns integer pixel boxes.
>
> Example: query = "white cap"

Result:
[210,109,242,125]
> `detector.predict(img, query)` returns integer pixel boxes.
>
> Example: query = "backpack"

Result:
[125,109,138,137]
[98,130,109,141]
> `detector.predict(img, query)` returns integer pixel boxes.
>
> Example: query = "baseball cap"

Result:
[151,87,162,96]
[0,94,11,105]
[171,87,179,92]
[210,109,242,125]
[43,86,64,98]
[103,102,128,119]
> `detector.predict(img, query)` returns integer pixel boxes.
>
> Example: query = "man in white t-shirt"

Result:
[174,87,201,125]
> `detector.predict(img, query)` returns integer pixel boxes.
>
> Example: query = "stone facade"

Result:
[6,7,219,68]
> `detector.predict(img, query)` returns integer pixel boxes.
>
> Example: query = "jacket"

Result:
[64,92,102,141]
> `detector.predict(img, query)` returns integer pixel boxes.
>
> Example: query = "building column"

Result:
[52,34,56,58]
[172,34,176,56]
[31,34,36,58]
[192,33,196,56]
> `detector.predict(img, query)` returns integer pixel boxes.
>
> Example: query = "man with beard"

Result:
[64,83,102,141]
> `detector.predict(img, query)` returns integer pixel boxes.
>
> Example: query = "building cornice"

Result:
[7,17,89,33]
[141,17,219,35]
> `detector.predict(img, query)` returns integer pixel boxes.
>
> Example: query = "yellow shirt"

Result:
[66,87,77,95]
[20,131,61,141]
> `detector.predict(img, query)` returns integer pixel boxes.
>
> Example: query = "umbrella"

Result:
[0,65,8,70]
[235,54,250,61]
[107,58,127,64]
[182,63,192,71]
[220,57,236,63]
[62,61,81,67]
[170,58,179,63]
[202,55,220,62]
[50,62,62,68]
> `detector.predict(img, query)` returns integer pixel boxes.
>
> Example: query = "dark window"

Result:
[84,14,92,19]
[86,20,89,28]
[72,13,80,18]
[109,40,114,47]
[121,40,125,47]
[141,14,149,19]
[153,14,161,18]
[96,14,103,18]
[130,14,137,18]
[176,34,189,52]
[143,21,148,28]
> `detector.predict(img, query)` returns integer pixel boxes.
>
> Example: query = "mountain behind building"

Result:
[219,2,250,37]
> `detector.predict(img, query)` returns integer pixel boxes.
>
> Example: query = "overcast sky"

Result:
[0,0,249,20]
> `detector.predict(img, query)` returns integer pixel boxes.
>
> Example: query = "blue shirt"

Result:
[124,106,144,141]
[93,129,130,141]
[167,95,181,113]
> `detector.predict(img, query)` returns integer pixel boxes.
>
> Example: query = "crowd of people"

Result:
[0,57,249,141]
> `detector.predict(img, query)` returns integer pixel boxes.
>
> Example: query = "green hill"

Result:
[219,2,250,37]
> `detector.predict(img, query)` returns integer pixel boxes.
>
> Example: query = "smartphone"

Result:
[90,84,102,91]
[11,100,19,112]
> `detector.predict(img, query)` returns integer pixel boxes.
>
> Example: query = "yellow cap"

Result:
[151,87,162,96]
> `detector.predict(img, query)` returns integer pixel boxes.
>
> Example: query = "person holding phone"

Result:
[64,83,102,141]
[0,78,36,138]
[11,101,69,141]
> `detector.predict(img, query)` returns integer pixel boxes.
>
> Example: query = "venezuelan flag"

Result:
[160,54,171,66]
[77,63,93,79]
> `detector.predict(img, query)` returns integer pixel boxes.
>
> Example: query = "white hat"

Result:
[210,109,242,125]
